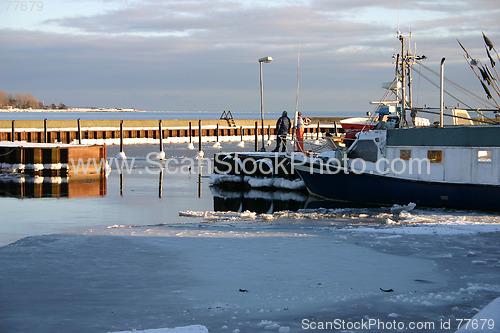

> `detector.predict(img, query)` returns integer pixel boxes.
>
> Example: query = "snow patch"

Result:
[115,151,127,159]
[209,173,305,190]
[456,297,500,333]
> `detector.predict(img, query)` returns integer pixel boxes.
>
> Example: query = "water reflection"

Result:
[210,186,308,213]
[159,169,164,198]
[198,169,202,198]
[304,197,385,210]
[0,174,107,198]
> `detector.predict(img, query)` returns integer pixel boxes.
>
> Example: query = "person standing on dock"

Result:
[272,111,291,152]
[295,112,305,152]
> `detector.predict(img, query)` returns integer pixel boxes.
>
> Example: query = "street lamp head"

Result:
[259,56,273,63]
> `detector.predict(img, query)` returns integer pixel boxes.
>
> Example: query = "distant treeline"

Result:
[0,90,67,109]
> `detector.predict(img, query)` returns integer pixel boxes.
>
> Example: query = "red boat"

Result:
[340,117,375,140]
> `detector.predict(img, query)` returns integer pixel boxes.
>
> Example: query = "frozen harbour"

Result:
[0,143,499,332]
[1,211,500,332]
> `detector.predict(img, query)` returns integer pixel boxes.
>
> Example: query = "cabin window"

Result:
[427,150,443,163]
[400,149,411,160]
[347,140,378,162]
[477,150,492,163]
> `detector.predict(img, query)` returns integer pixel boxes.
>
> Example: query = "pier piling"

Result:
[11,120,15,142]
[159,119,164,158]
[119,120,125,157]
[198,120,202,152]
[189,122,192,143]
[254,122,258,152]
[77,118,82,144]
[44,118,48,143]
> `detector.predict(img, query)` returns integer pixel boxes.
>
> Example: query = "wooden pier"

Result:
[0,142,107,176]
[0,118,342,144]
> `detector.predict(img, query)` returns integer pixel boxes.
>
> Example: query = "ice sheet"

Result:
[110,325,209,333]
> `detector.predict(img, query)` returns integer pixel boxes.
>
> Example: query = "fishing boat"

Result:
[292,33,500,211]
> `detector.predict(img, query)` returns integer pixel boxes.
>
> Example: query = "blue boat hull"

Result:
[295,167,500,212]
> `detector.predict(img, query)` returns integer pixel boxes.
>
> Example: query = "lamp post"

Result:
[259,56,273,152]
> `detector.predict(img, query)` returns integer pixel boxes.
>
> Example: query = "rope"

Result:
[416,61,496,108]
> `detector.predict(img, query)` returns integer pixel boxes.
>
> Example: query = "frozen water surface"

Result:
[0,144,499,332]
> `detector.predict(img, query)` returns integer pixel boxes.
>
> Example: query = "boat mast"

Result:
[397,32,425,127]
[399,34,407,126]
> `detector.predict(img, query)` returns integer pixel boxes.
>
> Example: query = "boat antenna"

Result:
[295,44,300,120]
[292,44,300,148]
[397,0,401,36]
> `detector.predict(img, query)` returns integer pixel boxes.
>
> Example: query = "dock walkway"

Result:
[0,118,342,145]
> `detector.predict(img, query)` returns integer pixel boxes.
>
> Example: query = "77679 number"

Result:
[6,1,44,11]
[456,318,495,330]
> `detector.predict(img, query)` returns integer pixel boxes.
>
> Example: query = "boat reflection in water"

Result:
[210,185,377,213]
[211,185,308,214]
[0,174,107,198]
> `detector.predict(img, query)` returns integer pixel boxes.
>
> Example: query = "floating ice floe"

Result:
[178,207,379,222]
[179,210,258,221]
[390,202,416,214]
[109,325,209,333]
[177,206,500,234]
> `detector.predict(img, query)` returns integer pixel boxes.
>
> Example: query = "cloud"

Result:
[1,0,499,111]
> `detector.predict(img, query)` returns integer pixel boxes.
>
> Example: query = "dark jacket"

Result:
[276,115,291,134]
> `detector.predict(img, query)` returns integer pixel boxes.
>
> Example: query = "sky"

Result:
[1,0,500,114]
